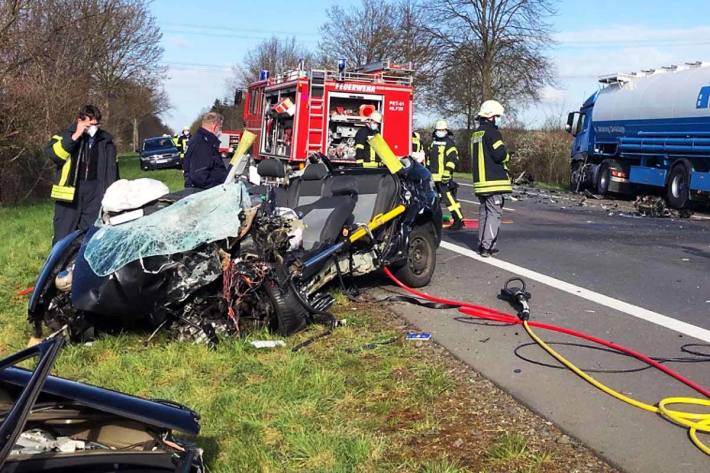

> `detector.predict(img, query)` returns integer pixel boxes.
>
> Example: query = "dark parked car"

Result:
[140,137,181,171]
[0,335,204,472]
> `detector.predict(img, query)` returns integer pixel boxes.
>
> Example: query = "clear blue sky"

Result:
[151,0,710,130]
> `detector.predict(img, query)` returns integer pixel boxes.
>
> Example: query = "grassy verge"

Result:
[0,160,614,472]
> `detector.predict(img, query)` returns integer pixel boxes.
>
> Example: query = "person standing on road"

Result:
[46,105,118,245]
[355,111,382,168]
[427,120,464,231]
[177,126,191,159]
[471,100,512,257]
[183,112,227,189]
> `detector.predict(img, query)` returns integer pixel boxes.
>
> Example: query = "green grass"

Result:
[0,159,466,472]
[484,432,553,473]
[119,152,185,191]
[0,159,566,472]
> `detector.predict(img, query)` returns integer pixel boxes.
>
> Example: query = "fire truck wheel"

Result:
[666,162,691,209]
[395,224,437,288]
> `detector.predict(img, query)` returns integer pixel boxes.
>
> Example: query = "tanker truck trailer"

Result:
[566,62,710,208]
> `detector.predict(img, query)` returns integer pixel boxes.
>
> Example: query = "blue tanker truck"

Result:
[566,62,710,208]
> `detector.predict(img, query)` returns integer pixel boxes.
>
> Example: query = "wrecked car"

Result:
[0,335,203,472]
[28,143,441,345]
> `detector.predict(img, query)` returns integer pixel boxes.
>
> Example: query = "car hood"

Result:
[0,367,200,435]
[142,147,178,157]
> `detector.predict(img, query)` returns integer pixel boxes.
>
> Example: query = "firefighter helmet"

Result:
[478,100,505,118]
[369,111,382,124]
[435,119,448,130]
[182,126,190,132]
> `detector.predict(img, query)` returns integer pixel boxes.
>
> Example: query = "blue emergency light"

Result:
[259,70,269,81]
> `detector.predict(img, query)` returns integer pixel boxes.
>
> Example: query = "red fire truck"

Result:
[218,130,242,158]
[242,61,414,166]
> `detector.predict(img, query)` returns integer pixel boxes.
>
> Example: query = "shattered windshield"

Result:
[85,183,250,276]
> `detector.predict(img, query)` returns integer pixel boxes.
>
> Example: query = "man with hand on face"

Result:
[354,111,382,168]
[183,112,227,189]
[46,104,118,245]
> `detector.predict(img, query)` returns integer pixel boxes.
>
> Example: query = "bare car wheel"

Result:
[394,224,436,288]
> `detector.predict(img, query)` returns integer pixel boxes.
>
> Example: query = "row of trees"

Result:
[0,0,169,204]
[228,0,556,133]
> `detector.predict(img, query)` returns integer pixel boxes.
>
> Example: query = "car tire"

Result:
[595,162,610,196]
[263,279,308,336]
[666,163,691,209]
[394,224,437,288]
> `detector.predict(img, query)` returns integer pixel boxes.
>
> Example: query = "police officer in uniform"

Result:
[427,120,464,230]
[354,111,382,168]
[471,100,512,257]
[183,112,227,189]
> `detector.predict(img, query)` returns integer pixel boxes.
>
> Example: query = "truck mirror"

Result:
[566,112,579,136]
[234,89,243,105]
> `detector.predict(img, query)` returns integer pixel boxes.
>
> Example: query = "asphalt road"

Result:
[384,184,710,473]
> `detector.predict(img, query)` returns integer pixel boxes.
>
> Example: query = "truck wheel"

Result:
[666,163,691,209]
[595,163,610,196]
[394,224,437,288]
[569,161,584,192]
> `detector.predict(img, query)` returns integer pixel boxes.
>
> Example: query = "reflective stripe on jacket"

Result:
[45,126,118,203]
[426,134,458,182]
[354,126,379,167]
[412,132,422,153]
[470,121,512,195]
[47,133,78,201]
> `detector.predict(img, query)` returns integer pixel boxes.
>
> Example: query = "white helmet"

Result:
[478,100,505,118]
[182,126,190,133]
[435,119,448,130]
[369,111,382,124]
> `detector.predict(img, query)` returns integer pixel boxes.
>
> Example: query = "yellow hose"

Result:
[523,321,710,455]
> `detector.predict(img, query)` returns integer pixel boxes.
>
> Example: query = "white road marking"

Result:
[440,240,710,343]
[459,182,473,188]
[459,198,517,212]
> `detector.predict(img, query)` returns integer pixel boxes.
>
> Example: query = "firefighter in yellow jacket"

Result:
[354,111,382,168]
[45,105,118,245]
[427,120,464,230]
[471,100,512,257]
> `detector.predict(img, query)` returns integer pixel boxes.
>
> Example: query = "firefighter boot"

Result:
[449,213,464,231]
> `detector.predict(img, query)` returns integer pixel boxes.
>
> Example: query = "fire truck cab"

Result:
[243,61,414,166]
[218,130,242,158]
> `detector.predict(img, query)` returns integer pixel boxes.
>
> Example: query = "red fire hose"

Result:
[383,267,710,399]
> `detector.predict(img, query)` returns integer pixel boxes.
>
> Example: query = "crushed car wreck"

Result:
[0,334,203,472]
[28,135,442,345]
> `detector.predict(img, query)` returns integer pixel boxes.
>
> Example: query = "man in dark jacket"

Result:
[183,112,227,189]
[46,105,118,245]
[471,100,512,257]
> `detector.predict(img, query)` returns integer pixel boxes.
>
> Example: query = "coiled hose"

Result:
[383,267,710,455]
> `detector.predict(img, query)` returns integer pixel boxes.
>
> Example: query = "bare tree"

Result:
[233,36,314,87]
[318,0,398,68]
[318,0,436,91]
[425,0,557,128]
[0,0,169,204]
